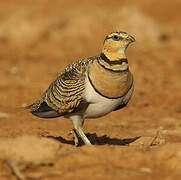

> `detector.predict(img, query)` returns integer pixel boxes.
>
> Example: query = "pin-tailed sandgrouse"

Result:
[27,31,135,146]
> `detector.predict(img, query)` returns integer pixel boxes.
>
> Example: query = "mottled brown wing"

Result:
[45,69,86,114]
[28,58,92,118]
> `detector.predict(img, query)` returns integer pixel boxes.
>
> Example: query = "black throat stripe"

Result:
[100,53,128,65]
[97,60,128,73]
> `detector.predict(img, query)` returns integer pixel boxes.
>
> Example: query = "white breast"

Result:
[83,76,134,118]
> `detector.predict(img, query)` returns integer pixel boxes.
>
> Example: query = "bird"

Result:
[26,31,135,146]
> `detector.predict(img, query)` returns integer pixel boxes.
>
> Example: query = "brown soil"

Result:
[0,0,181,179]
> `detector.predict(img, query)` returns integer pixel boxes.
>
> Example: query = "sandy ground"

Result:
[0,0,181,179]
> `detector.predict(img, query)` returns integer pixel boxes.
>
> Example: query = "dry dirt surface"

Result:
[0,0,181,179]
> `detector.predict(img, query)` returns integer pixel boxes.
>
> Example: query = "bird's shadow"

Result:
[47,133,141,147]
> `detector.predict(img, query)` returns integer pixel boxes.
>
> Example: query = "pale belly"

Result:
[83,77,134,118]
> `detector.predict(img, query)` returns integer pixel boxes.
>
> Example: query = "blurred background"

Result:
[0,0,181,179]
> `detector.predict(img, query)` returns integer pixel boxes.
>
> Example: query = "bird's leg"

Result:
[76,127,92,146]
[69,115,92,146]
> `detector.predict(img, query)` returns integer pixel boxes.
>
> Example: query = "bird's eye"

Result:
[112,35,121,41]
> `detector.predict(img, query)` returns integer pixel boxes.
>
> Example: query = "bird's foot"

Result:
[68,129,79,146]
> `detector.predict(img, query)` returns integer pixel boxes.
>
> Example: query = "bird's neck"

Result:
[98,53,129,72]
[102,49,126,60]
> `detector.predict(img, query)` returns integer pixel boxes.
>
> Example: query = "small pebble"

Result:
[10,66,18,74]
[0,112,9,118]
[140,167,152,173]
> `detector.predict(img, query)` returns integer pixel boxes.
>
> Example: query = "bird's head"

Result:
[102,31,135,61]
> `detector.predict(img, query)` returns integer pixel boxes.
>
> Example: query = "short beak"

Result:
[127,35,136,43]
